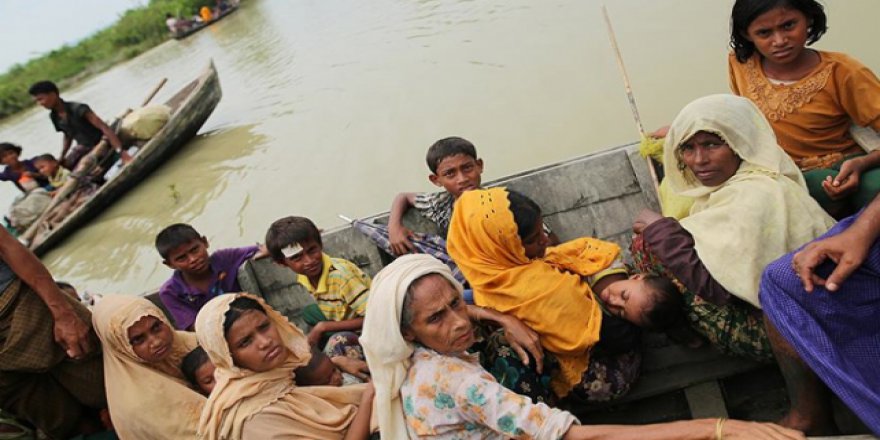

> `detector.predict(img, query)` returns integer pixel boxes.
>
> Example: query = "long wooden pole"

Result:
[601,5,660,193]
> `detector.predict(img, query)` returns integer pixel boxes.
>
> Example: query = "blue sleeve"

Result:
[158,282,195,330]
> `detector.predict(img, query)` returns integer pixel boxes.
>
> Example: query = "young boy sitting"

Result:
[388,136,559,255]
[265,216,371,350]
[32,154,70,191]
[181,346,216,396]
[156,223,265,330]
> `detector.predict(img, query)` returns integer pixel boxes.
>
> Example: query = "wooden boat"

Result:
[27,60,222,255]
[172,4,240,40]
[171,143,867,437]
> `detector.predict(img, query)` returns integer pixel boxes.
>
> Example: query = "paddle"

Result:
[20,78,168,246]
[600,5,661,195]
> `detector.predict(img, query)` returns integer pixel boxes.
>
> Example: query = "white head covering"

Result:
[360,254,463,440]
[664,94,835,307]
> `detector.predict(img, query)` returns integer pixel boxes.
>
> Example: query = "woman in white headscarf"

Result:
[631,94,835,361]
[361,254,805,440]
[92,295,205,439]
[194,292,373,439]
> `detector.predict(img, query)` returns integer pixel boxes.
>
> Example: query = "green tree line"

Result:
[0,0,214,120]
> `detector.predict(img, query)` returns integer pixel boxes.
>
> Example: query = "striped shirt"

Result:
[296,254,371,322]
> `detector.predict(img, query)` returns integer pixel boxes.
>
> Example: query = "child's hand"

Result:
[821,158,863,200]
[388,223,415,255]
[252,244,270,260]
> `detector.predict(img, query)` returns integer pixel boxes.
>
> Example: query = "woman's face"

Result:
[745,6,810,66]
[127,316,174,363]
[521,216,549,259]
[402,274,474,354]
[679,131,742,187]
[226,309,289,372]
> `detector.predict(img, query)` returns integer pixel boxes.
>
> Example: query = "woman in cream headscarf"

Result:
[92,295,205,439]
[361,254,806,440]
[631,94,836,361]
[194,292,373,440]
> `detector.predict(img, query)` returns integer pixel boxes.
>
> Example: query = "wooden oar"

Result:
[601,5,660,194]
[20,78,168,246]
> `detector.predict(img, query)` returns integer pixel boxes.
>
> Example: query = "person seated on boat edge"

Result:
[729,0,880,218]
[0,226,107,439]
[387,136,560,255]
[32,153,70,193]
[194,293,375,439]
[760,193,880,436]
[27,80,129,171]
[93,295,204,439]
[165,13,193,34]
[265,216,374,381]
[361,254,807,440]
[156,223,268,331]
[629,94,835,364]
[0,143,51,193]
[446,188,646,404]
[182,345,217,396]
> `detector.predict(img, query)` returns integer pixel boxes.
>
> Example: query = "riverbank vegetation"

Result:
[0,0,213,120]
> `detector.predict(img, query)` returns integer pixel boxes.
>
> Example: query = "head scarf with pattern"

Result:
[195,293,365,440]
[92,295,203,440]
[447,187,620,397]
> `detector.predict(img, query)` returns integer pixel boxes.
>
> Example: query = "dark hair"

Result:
[0,143,22,156]
[33,153,58,164]
[265,216,322,262]
[155,223,202,259]
[222,296,267,336]
[181,346,211,390]
[295,346,333,386]
[640,275,686,331]
[28,81,59,96]
[425,137,478,174]
[506,190,542,242]
[730,0,827,63]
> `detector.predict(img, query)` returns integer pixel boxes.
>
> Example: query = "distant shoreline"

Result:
[0,0,213,121]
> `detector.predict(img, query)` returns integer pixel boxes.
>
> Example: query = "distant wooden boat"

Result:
[172,4,240,40]
[27,60,222,255]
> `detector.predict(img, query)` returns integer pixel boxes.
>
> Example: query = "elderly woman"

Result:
[630,94,836,362]
[361,254,804,439]
[194,293,373,439]
[92,295,205,439]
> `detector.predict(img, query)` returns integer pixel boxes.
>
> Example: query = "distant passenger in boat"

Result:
[194,294,375,439]
[387,136,559,257]
[760,193,880,435]
[32,153,70,192]
[27,81,128,169]
[199,6,213,23]
[0,227,105,439]
[182,346,217,396]
[0,143,50,193]
[361,254,807,440]
[265,216,373,381]
[729,0,880,217]
[156,223,265,331]
[630,94,834,363]
[92,295,205,439]
[447,187,661,403]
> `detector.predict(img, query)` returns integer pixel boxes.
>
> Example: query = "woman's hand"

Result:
[632,208,663,234]
[331,356,371,381]
[720,420,805,440]
[822,157,864,200]
[498,314,544,374]
[793,227,869,292]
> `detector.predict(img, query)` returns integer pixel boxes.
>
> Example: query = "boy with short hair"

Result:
[28,80,128,170]
[32,154,70,190]
[265,216,371,348]
[388,136,558,255]
[156,223,263,330]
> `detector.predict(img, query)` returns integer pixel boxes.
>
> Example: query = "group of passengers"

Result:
[1,0,879,438]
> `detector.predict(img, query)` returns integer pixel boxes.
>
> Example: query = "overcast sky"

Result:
[0,0,143,73]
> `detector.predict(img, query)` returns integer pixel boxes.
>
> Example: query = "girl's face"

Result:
[679,131,742,187]
[226,309,289,372]
[745,6,810,66]
[402,274,475,355]
[521,216,549,259]
[127,316,174,363]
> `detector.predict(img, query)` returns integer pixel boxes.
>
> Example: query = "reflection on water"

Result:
[1,0,879,294]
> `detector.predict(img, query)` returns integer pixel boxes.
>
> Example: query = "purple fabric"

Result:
[760,213,880,434]
[0,159,51,192]
[159,245,258,330]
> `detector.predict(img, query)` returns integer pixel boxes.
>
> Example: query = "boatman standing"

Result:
[28,80,130,170]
